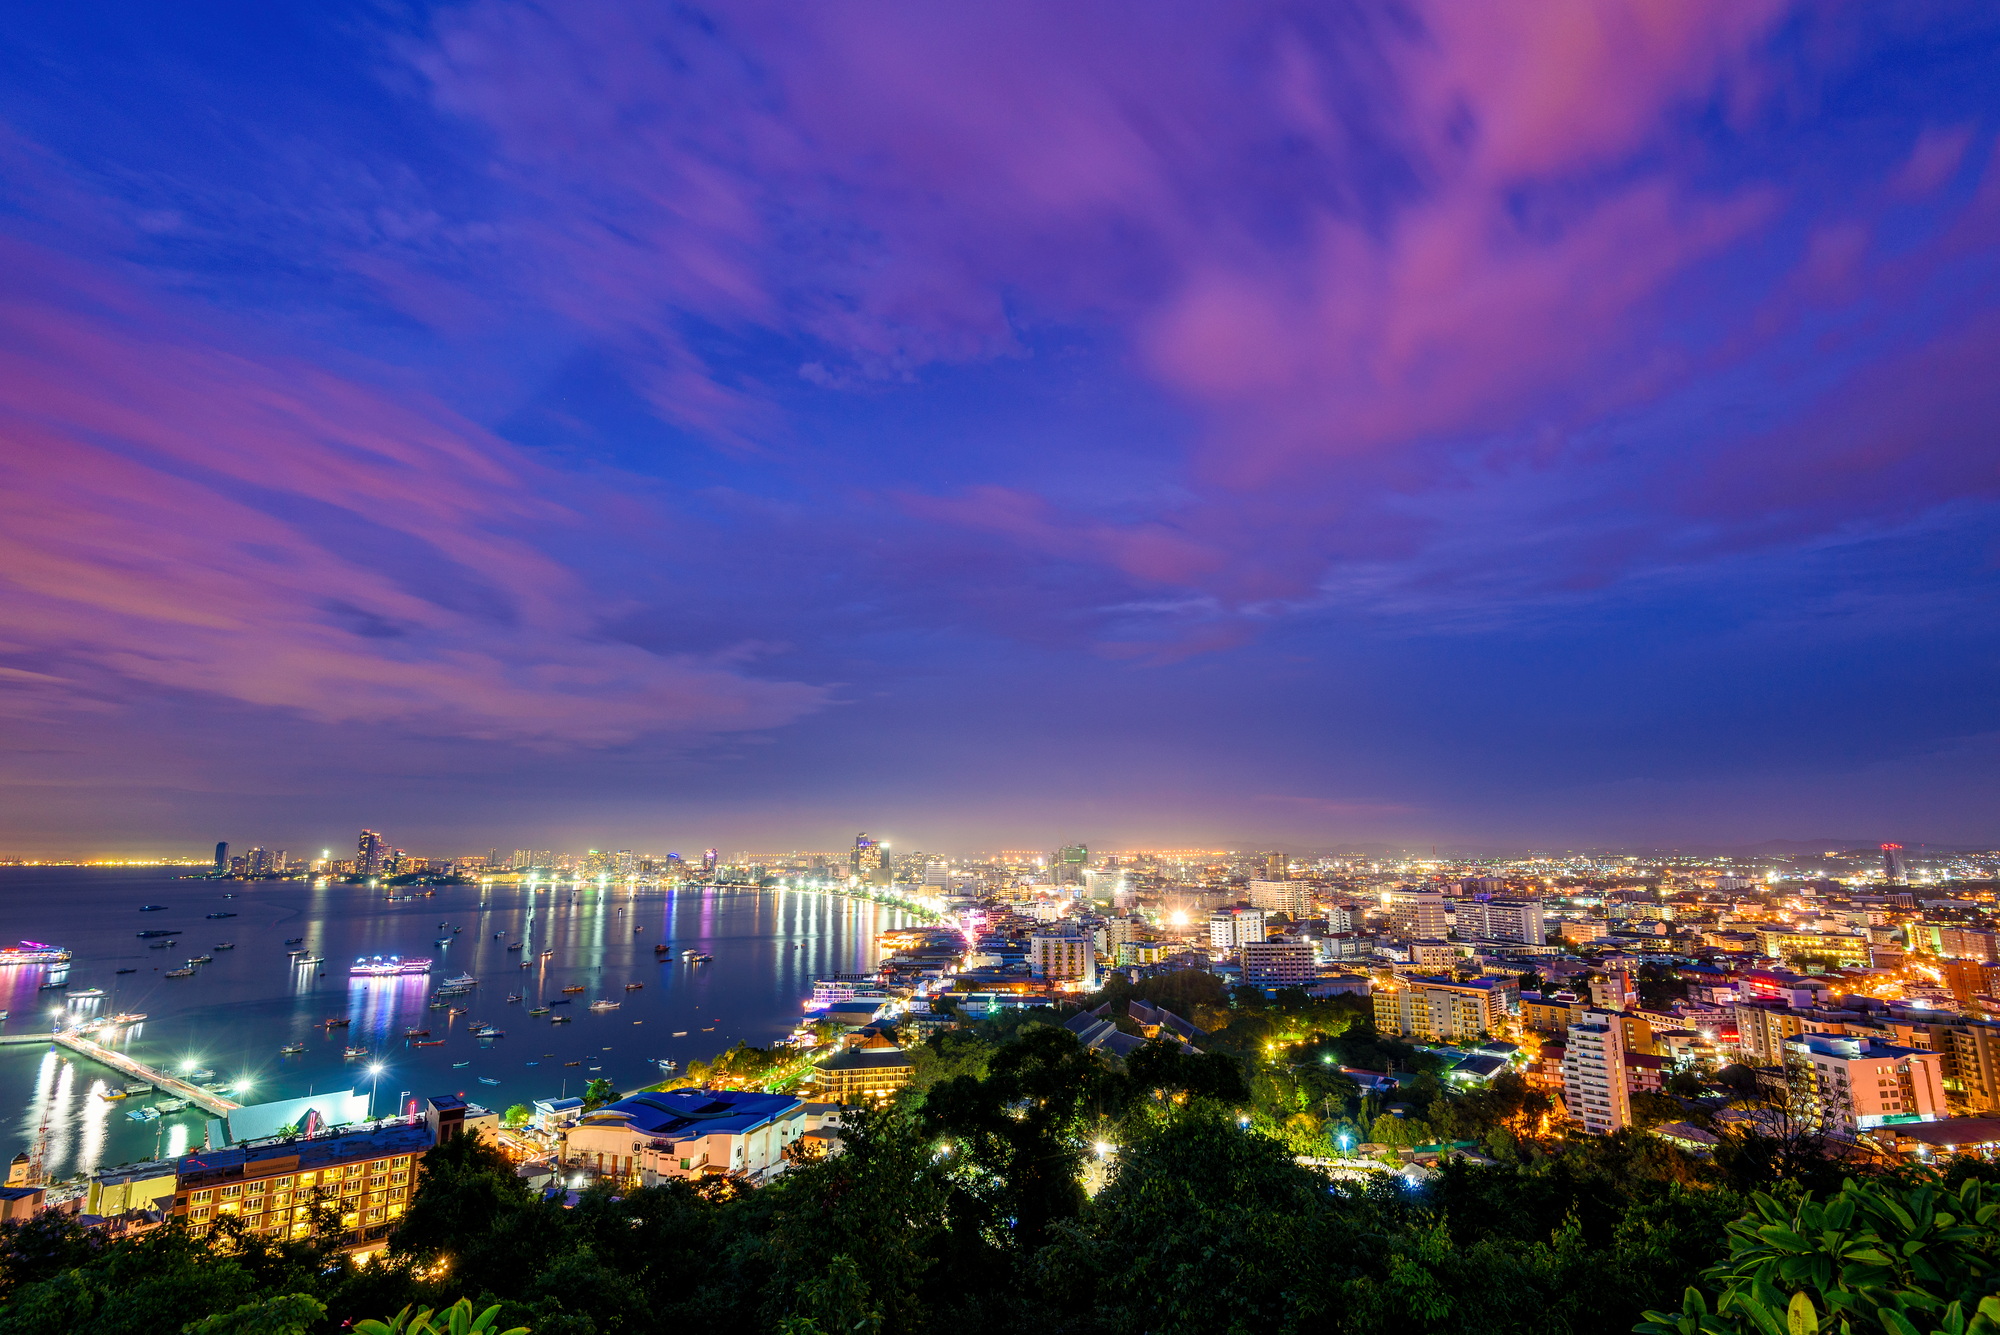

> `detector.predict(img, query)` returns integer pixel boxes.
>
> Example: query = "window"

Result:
[221,1184,243,1199]
[191,1190,214,1204]
[368,1175,386,1189]
[346,1163,364,1178]
[191,1206,212,1220]
[390,1171,408,1185]
[273,1175,294,1190]
[246,1181,267,1197]
[391,1156,410,1168]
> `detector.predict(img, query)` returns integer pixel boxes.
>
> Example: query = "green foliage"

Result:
[185,1293,324,1334]
[355,1297,528,1335]
[502,1104,531,1128]
[1638,1178,2000,1335]
[580,1078,618,1110]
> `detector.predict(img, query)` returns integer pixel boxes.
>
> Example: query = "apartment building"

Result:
[1562,1011,1632,1134]
[1374,977,1512,1043]
[1386,888,1447,941]
[1453,898,1548,946]
[1239,940,1315,989]
[1029,934,1097,987]
[1782,1032,1946,1140]
[1245,879,1310,917]
[170,1120,432,1248]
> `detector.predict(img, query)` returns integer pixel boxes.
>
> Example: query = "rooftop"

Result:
[579,1087,802,1139]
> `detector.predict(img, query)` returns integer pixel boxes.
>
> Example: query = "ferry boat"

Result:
[589,999,620,1011]
[438,972,477,990]
[350,955,433,977]
[280,1043,305,1055]
[0,942,71,966]
[67,988,107,1001]
[164,967,195,978]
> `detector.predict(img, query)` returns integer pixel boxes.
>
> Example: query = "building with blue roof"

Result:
[565,1087,805,1183]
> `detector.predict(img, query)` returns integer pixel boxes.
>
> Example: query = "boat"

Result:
[188,1068,215,1080]
[672,1031,687,1037]
[452,1061,470,1068]
[560,985,586,994]
[702,1025,716,1032]
[164,967,195,978]
[473,1027,503,1038]
[205,912,236,919]
[122,1082,149,1095]
[547,998,571,1006]
[350,955,433,977]
[139,905,168,912]
[127,1106,161,1122]
[448,1006,468,1017]
[136,930,177,939]
[654,943,671,954]
[689,954,712,963]
[589,1000,620,1011]
[115,968,137,974]
[322,1017,350,1028]
[680,949,697,959]
[528,1006,549,1016]
[505,994,521,1003]
[415,1039,445,1047]
[505,943,523,952]
[538,950,554,959]
[295,955,323,965]
[563,1060,581,1067]
[478,1077,499,1085]
[439,972,477,989]
[405,1027,430,1037]
[549,1014,572,1024]
[656,1059,678,1072]
[188,954,213,963]
[0,942,72,966]
[280,1043,305,1055]
[98,1088,128,1101]
[148,942,171,949]
[624,982,644,991]
[109,1013,147,1025]
[525,1060,539,1066]
[343,1047,368,1059]
[155,1097,188,1112]
[67,988,107,1001]
[433,938,451,947]
[284,937,303,945]
[213,942,234,950]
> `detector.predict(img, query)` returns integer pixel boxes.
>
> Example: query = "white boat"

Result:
[589,999,620,1011]
[67,988,107,1001]
[350,955,432,977]
[0,942,71,966]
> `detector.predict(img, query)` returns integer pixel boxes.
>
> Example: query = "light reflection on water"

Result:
[0,868,911,1180]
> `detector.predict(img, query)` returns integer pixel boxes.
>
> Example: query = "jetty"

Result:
[0,1031,241,1116]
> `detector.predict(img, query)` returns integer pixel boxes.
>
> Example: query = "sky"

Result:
[1,2,1998,857]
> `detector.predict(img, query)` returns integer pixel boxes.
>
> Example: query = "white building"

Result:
[1208,906,1267,952]
[1454,898,1548,946]
[1783,1032,1946,1140]
[1385,888,1446,941]
[1030,934,1097,987]
[567,1088,805,1183]
[1562,1010,1632,1134]
[1246,880,1310,917]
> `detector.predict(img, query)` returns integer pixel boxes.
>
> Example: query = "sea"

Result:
[0,867,914,1181]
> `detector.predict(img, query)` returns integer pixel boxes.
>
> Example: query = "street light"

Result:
[366,1063,385,1117]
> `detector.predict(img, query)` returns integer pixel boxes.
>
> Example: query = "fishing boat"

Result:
[550,1014,572,1024]
[405,1027,430,1037]
[284,937,303,945]
[280,1043,305,1055]
[528,1006,550,1016]
[127,1106,161,1122]
[589,999,620,1011]
[624,982,644,991]
[164,967,195,978]
[343,1046,368,1059]
[560,985,586,994]
[0,942,72,966]
[414,1039,445,1047]
[351,955,432,978]
[322,1017,350,1028]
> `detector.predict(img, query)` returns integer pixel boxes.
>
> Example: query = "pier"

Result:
[0,1031,241,1116]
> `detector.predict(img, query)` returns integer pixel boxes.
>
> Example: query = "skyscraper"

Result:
[213,841,228,874]
[1054,844,1088,885]
[852,833,888,884]
[1882,843,1907,885]
[702,849,718,875]
[356,830,386,877]
[1562,1010,1632,1134]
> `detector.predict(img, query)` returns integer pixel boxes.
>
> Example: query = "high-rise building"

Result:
[1882,843,1907,885]
[1054,845,1088,886]
[922,861,949,888]
[702,849,718,875]
[1454,898,1548,946]
[1262,851,1290,881]
[213,842,229,874]
[1385,888,1446,941]
[356,830,386,877]
[1246,880,1309,917]
[1207,905,1267,952]
[1029,934,1096,988]
[851,834,888,885]
[1325,905,1355,934]
[510,850,535,871]
[1374,978,1512,1043]
[1240,940,1315,989]
[1562,1010,1632,1134]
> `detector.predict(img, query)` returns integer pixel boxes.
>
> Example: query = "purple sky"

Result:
[2,3,1998,856]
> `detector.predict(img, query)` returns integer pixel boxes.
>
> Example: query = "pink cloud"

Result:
[0,237,827,744]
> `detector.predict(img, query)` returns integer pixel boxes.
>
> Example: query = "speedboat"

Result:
[656,1058,678,1072]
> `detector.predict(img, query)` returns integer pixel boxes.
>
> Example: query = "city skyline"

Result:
[4,5,2000,852]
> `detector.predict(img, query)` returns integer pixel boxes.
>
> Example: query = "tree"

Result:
[581,1078,618,1110]
[503,1104,531,1128]
[1637,1177,2000,1335]
[356,1298,528,1335]
[186,1294,325,1335]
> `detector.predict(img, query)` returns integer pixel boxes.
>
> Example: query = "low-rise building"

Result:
[1239,940,1315,988]
[812,1045,917,1102]
[169,1119,432,1250]
[568,1087,806,1182]
[1782,1032,1947,1140]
